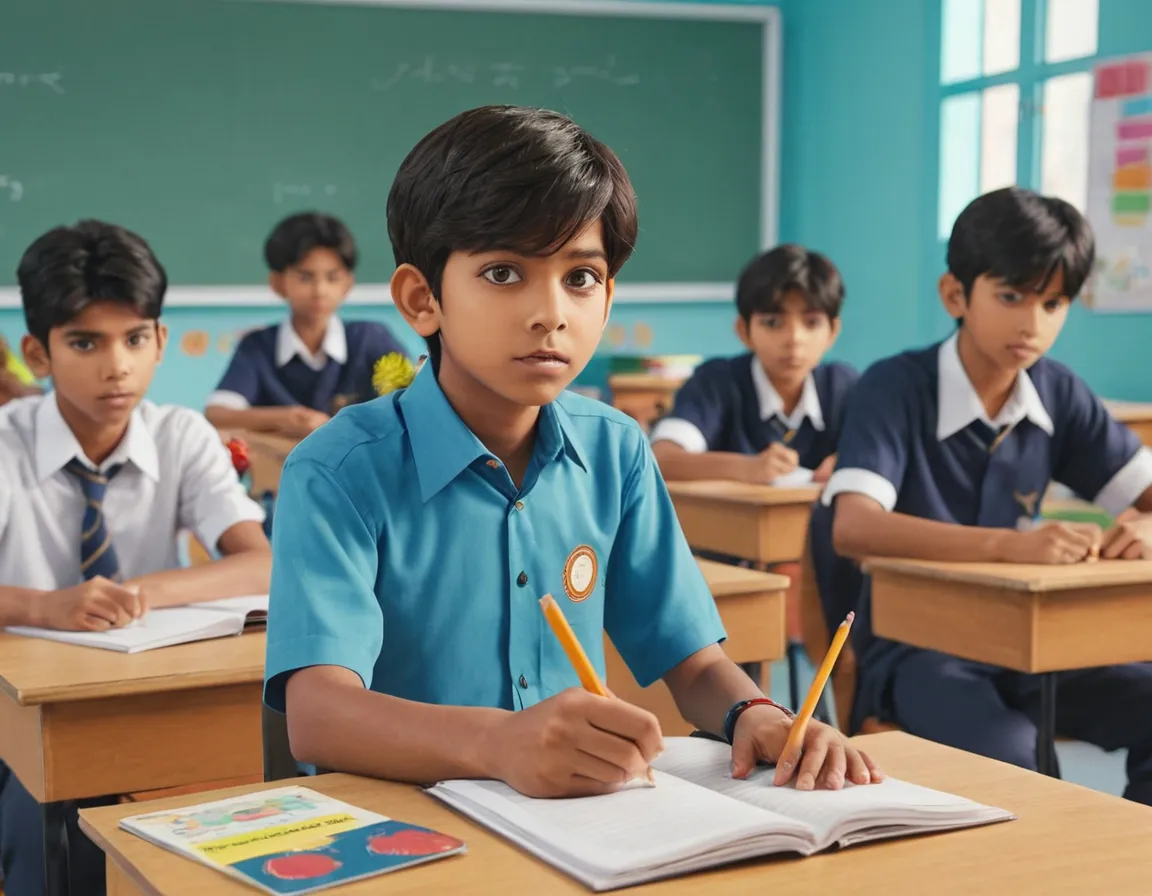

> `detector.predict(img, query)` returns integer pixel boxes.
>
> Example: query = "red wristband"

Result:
[723,697,794,744]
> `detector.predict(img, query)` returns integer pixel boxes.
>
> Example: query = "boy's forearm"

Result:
[285,666,508,784]
[128,549,272,608]
[653,445,753,483]
[663,645,774,737]
[833,497,1010,562]
[0,585,46,627]
[205,405,287,434]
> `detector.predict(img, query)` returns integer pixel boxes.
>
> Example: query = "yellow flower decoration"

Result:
[372,352,417,396]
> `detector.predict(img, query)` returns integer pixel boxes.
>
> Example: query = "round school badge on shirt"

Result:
[563,545,598,602]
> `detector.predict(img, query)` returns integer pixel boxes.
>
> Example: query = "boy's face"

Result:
[940,269,1070,371]
[23,301,166,429]
[736,290,839,388]
[270,247,354,323]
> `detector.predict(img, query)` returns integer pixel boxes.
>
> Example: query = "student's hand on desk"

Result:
[1100,513,1152,559]
[35,578,147,631]
[281,406,330,437]
[997,522,1102,564]
[731,704,883,791]
[745,443,800,485]
[486,688,663,799]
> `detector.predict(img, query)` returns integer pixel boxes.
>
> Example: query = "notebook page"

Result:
[6,607,243,653]
[195,594,269,620]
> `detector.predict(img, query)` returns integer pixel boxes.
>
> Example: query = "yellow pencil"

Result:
[539,594,654,784]
[779,611,855,765]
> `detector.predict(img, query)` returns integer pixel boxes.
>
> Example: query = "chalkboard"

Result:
[0,0,778,303]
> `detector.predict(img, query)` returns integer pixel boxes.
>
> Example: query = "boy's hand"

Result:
[1100,513,1152,560]
[998,522,1102,564]
[34,578,147,631]
[746,443,800,485]
[486,688,663,798]
[731,704,883,791]
[812,454,837,484]
[281,406,330,438]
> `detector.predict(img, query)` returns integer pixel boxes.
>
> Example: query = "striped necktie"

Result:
[64,458,124,581]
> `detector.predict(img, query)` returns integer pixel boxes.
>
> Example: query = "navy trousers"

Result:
[889,651,1152,805]
[0,760,111,895]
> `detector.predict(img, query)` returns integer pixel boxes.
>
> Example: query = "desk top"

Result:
[1105,400,1152,422]
[667,480,821,506]
[79,731,1152,895]
[0,631,266,706]
[607,374,686,390]
[696,558,789,595]
[864,557,1152,592]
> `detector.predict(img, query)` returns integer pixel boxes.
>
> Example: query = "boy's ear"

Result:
[939,272,967,321]
[602,278,615,329]
[391,264,441,339]
[21,334,50,379]
[734,315,753,350]
[155,322,169,363]
[826,316,842,349]
[268,271,287,299]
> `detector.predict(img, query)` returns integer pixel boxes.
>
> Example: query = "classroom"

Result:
[4,0,1152,893]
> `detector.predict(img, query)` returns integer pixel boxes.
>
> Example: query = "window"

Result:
[936,0,1100,238]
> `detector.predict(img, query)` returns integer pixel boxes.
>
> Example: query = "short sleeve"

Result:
[821,362,910,512]
[1053,377,1152,515]
[648,363,730,453]
[605,429,726,687]
[207,337,262,409]
[264,457,384,712]
[175,411,266,549]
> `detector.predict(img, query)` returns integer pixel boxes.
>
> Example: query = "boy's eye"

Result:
[69,339,95,352]
[804,315,825,328]
[998,291,1022,304]
[483,266,521,285]
[760,316,781,328]
[566,269,602,290]
[1044,298,1067,312]
[128,332,150,347]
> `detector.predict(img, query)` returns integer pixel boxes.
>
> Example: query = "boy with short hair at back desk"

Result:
[651,245,857,486]
[265,105,882,805]
[205,212,408,439]
[0,220,272,894]
[822,186,1152,804]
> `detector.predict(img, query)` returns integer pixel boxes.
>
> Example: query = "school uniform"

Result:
[265,365,726,720]
[649,355,858,473]
[822,332,1152,803]
[206,318,408,415]
[0,394,264,894]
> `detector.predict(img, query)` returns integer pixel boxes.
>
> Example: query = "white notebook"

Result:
[428,737,1013,891]
[5,594,268,654]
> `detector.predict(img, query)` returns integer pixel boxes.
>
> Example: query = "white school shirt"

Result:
[0,394,265,590]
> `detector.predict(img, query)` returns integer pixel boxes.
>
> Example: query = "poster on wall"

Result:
[1086,53,1152,311]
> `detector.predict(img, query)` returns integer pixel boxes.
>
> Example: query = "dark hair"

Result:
[264,212,358,273]
[387,105,638,368]
[947,187,1095,300]
[16,219,167,347]
[735,244,845,321]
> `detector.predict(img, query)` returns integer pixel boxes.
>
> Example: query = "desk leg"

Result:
[43,800,70,896]
[1036,672,1060,778]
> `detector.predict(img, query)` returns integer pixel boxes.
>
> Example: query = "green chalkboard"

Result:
[1,0,774,290]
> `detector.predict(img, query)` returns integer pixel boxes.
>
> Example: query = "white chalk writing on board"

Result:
[370,56,638,92]
[0,71,64,94]
[274,183,338,204]
[0,177,23,202]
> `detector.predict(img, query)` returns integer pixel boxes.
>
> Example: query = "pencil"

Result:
[779,611,855,767]
[539,594,655,784]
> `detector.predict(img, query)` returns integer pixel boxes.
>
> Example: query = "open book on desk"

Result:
[5,594,268,653]
[428,736,1013,892]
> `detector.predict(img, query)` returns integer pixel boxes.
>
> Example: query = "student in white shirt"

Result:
[0,219,271,896]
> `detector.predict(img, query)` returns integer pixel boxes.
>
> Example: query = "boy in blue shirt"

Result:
[651,245,857,486]
[822,187,1152,803]
[205,212,408,438]
[265,105,881,800]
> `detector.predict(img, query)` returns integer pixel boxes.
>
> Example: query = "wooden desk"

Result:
[866,557,1152,775]
[1105,400,1152,447]
[80,731,1152,895]
[608,374,685,430]
[667,481,821,564]
[604,559,788,736]
[0,632,266,896]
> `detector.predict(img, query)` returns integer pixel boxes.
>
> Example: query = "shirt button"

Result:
[514,500,525,511]
[518,675,528,689]
[517,571,528,587]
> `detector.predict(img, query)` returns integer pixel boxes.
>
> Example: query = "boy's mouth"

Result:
[515,350,570,368]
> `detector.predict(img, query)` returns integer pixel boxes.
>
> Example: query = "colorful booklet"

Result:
[120,785,466,893]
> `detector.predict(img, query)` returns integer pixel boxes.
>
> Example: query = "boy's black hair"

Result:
[735,244,845,321]
[947,187,1095,299]
[264,212,358,273]
[387,105,638,368]
[16,219,167,348]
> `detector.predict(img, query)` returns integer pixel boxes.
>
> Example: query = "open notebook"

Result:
[4,595,268,653]
[428,736,1013,891]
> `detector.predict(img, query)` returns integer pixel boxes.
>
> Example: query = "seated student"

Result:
[651,245,857,485]
[823,186,1152,804]
[0,334,41,406]
[205,212,408,438]
[264,106,882,802]
[0,220,272,894]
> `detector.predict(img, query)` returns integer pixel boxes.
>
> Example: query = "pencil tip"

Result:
[845,611,855,623]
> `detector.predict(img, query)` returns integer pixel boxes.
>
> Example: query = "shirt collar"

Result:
[400,366,587,503]
[750,357,825,431]
[936,332,1055,441]
[34,393,159,483]
[275,317,347,370]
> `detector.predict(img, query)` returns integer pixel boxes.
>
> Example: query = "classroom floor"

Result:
[773,656,1128,799]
